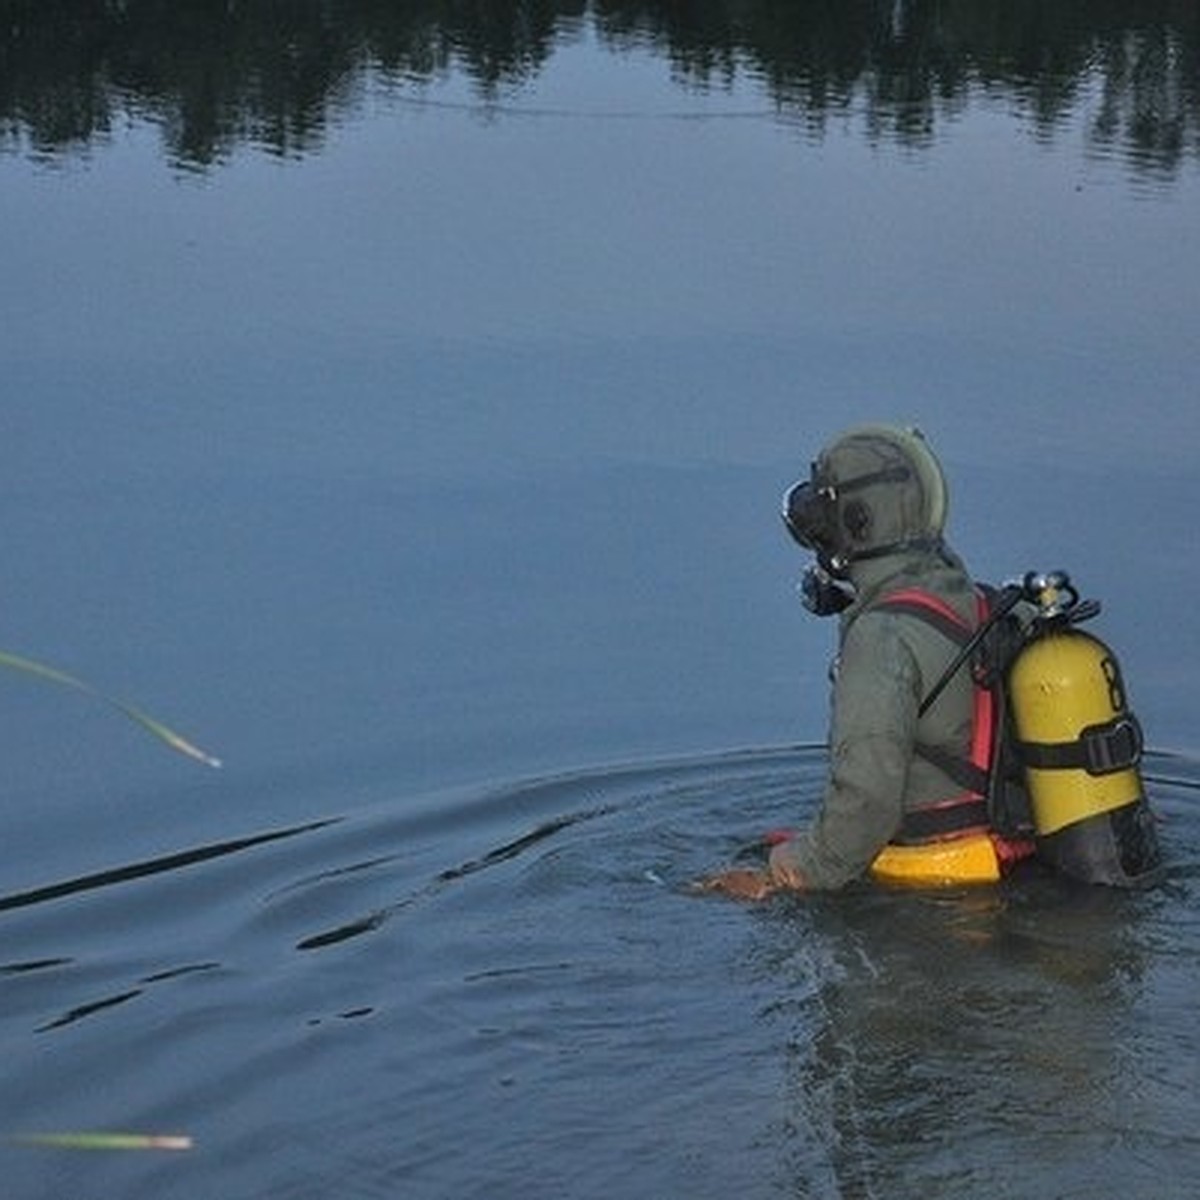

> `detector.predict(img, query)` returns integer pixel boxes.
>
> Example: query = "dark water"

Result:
[2,3,1200,1197]
[3,747,1200,1197]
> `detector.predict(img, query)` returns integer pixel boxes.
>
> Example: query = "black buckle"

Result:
[1081,716,1143,775]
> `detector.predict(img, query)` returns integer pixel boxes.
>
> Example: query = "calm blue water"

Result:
[2,6,1200,1197]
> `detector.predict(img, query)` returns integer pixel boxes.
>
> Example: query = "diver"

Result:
[705,425,1160,900]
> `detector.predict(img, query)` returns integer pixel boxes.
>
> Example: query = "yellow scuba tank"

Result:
[1007,573,1161,886]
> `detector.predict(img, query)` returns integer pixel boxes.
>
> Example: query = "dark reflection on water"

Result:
[1,0,1197,175]
[765,865,1173,1196]
[0,818,336,914]
[1,746,1197,1198]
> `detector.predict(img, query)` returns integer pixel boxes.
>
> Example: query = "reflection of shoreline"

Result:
[0,2,1195,175]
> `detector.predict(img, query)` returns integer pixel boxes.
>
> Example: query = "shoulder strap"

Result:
[876,586,995,832]
[875,587,973,646]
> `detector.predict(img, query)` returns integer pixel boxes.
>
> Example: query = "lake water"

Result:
[2,4,1199,1196]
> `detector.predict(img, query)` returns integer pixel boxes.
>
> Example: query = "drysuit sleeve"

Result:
[776,612,922,889]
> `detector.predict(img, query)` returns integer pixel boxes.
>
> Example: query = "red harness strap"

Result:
[876,587,995,842]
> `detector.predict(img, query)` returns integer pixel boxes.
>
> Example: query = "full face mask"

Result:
[782,426,949,615]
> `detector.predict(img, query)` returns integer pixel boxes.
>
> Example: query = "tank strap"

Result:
[876,586,995,842]
[1017,714,1143,776]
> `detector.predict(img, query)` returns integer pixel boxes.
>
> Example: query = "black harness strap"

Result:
[913,741,991,798]
[891,794,991,844]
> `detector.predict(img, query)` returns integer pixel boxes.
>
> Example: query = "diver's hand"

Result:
[696,868,776,901]
[767,843,806,890]
[697,840,808,900]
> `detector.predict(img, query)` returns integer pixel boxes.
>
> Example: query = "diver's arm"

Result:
[770,614,920,890]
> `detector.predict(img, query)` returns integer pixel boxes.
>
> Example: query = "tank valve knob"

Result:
[1021,570,1101,624]
[1023,570,1078,616]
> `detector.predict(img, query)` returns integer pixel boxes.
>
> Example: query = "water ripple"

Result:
[1,744,1197,1199]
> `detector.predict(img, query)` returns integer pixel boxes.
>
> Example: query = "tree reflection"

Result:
[1,0,1196,174]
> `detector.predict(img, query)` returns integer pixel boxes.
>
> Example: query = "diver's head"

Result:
[782,425,949,614]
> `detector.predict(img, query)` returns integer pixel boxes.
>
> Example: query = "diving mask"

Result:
[781,476,838,558]
[782,476,855,616]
